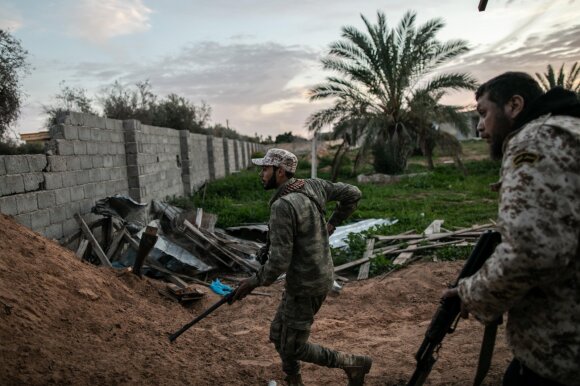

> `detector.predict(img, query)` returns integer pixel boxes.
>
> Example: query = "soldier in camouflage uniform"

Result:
[445,72,580,386]
[231,148,372,386]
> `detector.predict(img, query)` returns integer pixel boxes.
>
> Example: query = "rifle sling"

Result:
[473,321,499,386]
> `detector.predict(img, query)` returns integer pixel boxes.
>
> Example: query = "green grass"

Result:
[173,142,501,276]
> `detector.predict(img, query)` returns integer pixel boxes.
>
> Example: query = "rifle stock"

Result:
[407,230,501,386]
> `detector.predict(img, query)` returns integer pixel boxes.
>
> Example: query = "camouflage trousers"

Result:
[269,291,342,375]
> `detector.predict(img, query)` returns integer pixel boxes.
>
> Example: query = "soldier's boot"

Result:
[284,373,305,386]
[336,353,372,386]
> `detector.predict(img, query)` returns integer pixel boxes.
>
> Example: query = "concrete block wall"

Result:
[0,112,262,240]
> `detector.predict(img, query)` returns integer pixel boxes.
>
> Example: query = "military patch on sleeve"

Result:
[512,151,539,167]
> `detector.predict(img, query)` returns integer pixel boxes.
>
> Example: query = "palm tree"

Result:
[307,10,477,173]
[535,62,580,95]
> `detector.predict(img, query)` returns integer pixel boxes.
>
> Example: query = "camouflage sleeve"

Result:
[458,125,580,323]
[254,200,295,287]
[314,179,362,226]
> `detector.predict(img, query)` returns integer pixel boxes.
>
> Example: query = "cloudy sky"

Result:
[2,0,579,138]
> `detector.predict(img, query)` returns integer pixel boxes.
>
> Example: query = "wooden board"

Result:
[357,238,376,280]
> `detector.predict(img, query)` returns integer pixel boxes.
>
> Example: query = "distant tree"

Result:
[275,131,295,143]
[308,10,476,173]
[100,80,157,124]
[535,62,580,96]
[0,29,30,139]
[43,81,97,127]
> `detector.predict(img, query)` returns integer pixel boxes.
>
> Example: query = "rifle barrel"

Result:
[169,293,233,342]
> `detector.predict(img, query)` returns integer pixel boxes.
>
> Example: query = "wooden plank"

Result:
[335,239,467,273]
[75,239,89,259]
[74,214,112,268]
[393,244,418,265]
[106,227,126,259]
[357,238,376,280]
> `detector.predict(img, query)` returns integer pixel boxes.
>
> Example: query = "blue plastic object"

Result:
[210,279,233,296]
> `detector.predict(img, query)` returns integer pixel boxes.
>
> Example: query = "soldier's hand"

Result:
[441,287,469,319]
[231,277,259,303]
[327,223,336,236]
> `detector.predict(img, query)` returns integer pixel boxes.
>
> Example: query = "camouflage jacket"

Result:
[253,178,361,296]
[458,114,580,385]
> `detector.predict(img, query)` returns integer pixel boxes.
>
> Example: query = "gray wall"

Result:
[0,112,262,240]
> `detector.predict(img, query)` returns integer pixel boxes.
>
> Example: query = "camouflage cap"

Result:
[252,148,298,173]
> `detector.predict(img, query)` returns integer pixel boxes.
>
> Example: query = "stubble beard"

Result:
[263,173,278,190]
[489,112,514,161]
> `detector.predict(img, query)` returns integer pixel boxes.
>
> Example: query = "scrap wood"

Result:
[357,238,376,280]
[75,239,89,259]
[74,214,112,268]
[106,226,126,259]
[183,220,258,272]
[393,244,418,265]
[60,218,107,246]
[334,239,468,273]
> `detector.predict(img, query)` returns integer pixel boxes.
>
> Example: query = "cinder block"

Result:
[44,173,63,190]
[16,193,38,214]
[37,190,56,209]
[62,218,78,237]
[103,156,114,168]
[63,125,79,140]
[92,155,104,168]
[89,168,102,182]
[90,128,102,141]
[74,170,90,185]
[26,155,48,172]
[5,155,30,174]
[83,183,97,199]
[44,223,63,240]
[78,126,91,141]
[0,196,17,215]
[78,198,94,215]
[23,173,44,192]
[105,118,123,131]
[49,205,66,224]
[47,156,68,172]
[31,209,51,230]
[70,186,84,202]
[55,140,74,156]
[86,142,99,155]
[62,171,77,187]
[54,188,72,205]
[95,182,106,198]
[73,140,87,155]
[0,156,5,175]
[0,175,25,195]
[66,156,81,171]
[80,155,93,170]
[14,213,32,228]
[125,142,138,154]
[65,201,81,218]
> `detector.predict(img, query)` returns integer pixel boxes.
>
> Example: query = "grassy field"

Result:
[174,139,501,275]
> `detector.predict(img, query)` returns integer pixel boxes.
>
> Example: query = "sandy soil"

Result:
[0,213,511,385]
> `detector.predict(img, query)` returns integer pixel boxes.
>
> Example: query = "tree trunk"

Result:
[331,140,349,182]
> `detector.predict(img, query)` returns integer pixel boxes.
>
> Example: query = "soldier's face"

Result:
[259,165,278,190]
[476,92,515,160]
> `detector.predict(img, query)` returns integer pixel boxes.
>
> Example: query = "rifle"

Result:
[407,230,501,386]
[169,291,234,342]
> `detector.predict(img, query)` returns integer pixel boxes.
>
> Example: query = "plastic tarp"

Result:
[133,220,213,274]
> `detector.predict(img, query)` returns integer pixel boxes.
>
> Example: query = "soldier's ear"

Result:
[505,95,525,119]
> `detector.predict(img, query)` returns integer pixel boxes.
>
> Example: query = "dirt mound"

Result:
[0,213,510,385]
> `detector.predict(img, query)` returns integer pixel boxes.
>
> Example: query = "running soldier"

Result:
[231,148,372,386]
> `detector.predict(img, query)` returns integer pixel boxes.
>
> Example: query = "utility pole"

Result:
[311,132,317,179]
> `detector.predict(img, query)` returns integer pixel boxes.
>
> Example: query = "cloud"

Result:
[440,22,580,106]
[67,40,323,135]
[66,0,151,43]
[0,5,23,31]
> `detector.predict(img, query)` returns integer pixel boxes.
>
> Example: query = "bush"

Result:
[0,141,44,155]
